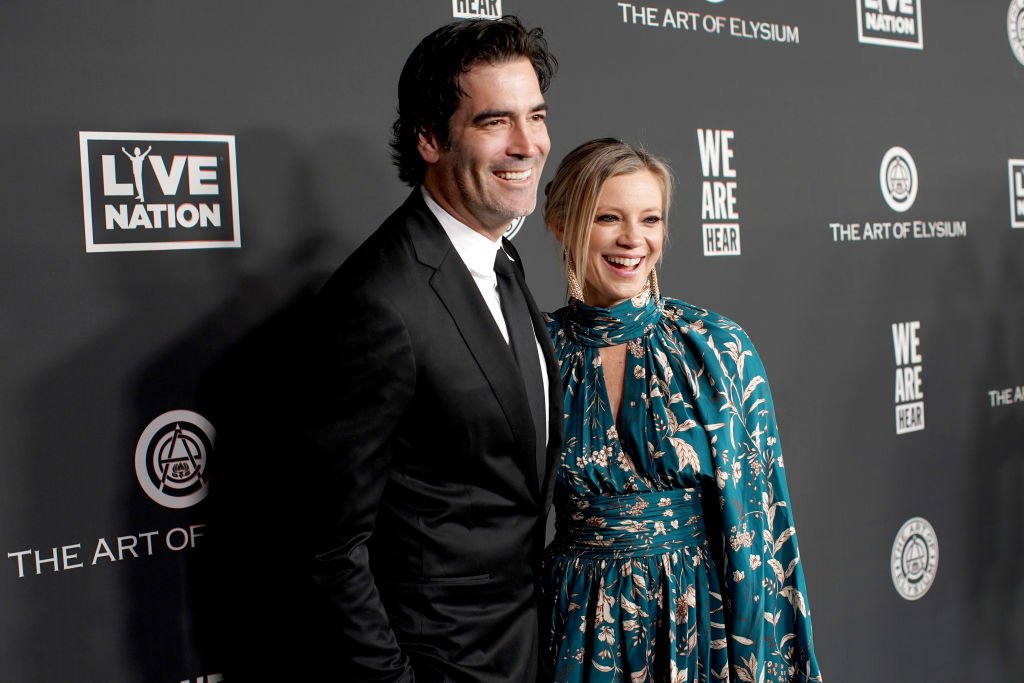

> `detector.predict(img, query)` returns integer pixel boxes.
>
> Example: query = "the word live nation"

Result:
[98,152,227,230]
[829,220,967,242]
[616,3,799,44]
[105,202,223,230]
[862,0,919,36]
[6,524,206,578]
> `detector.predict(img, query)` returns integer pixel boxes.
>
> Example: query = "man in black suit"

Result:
[300,17,561,682]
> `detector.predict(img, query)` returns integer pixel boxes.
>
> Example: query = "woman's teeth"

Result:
[605,256,641,267]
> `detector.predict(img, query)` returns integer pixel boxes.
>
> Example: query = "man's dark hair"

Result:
[390,16,557,186]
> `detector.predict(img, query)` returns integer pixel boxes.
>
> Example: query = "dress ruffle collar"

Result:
[565,288,663,348]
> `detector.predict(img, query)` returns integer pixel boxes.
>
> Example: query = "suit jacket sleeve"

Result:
[302,284,417,682]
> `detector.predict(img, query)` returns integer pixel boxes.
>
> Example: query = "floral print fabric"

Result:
[542,291,822,683]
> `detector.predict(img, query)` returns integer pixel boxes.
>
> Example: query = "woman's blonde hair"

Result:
[543,138,674,297]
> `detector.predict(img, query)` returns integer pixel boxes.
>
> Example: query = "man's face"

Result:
[420,58,550,239]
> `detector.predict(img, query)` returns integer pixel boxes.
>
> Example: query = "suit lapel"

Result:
[404,193,541,495]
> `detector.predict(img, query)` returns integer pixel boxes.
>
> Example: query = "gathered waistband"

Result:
[551,487,706,558]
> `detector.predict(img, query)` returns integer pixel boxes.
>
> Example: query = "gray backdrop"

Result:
[3,0,1023,680]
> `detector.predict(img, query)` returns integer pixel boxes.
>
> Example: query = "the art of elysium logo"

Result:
[452,0,501,19]
[79,131,240,253]
[615,2,800,45]
[891,517,938,600]
[135,410,214,509]
[1009,0,1024,66]
[857,0,923,50]
[1009,159,1024,228]
[698,128,741,256]
[988,382,1024,407]
[829,145,966,243]
[880,146,918,213]
[504,216,526,239]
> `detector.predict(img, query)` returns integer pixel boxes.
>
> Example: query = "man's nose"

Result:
[508,122,543,158]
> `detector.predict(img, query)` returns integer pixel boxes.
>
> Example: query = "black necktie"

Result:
[494,247,547,483]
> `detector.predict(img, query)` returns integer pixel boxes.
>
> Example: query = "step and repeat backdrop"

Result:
[3,1,1023,680]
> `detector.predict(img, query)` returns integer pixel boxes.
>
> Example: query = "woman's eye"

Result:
[643,215,663,224]
[596,214,618,223]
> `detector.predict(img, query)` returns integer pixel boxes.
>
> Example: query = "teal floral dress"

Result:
[541,290,821,683]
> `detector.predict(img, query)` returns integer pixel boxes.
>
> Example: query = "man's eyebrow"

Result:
[470,103,549,125]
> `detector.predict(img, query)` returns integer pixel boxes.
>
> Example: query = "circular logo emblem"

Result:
[879,146,918,213]
[135,410,214,509]
[891,516,939,600]
[1010,0,1024,67]
[504,216,526,240]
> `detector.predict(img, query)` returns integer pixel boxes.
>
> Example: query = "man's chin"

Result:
[474,204,536,232]
[494,202,537,221]
[484,187,538,216]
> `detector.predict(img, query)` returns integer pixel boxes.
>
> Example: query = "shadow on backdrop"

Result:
[193,265,334,679]
[186,128,397,677]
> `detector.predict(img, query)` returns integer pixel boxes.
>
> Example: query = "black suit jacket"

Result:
[301,191,562,682]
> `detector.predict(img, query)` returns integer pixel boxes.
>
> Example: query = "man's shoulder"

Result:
[323,192,440,293]
[345,212,416,277]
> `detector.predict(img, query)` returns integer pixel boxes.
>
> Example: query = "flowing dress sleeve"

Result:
[673,305,822,683]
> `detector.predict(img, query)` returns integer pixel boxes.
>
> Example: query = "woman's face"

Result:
[580,170,665,308]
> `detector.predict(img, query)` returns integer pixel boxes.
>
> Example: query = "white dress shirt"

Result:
[422,188,550,446]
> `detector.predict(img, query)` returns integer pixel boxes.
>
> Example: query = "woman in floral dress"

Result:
[540,139,822,683]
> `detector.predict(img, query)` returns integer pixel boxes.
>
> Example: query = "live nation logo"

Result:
[829,146,967,243]
[79,131,240,253]
[1009,159,1024,228]
[857,0,923,50]
[698,128,741,256]
[892,321,925,434]
[452,0,500,19]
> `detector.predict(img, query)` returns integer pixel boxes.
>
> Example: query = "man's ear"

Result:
[417,128,441,165]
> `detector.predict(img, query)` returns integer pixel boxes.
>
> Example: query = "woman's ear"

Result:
[548,218,565,243]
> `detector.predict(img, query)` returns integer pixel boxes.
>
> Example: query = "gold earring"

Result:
[648,268,661,303]
[566,257,585,301]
